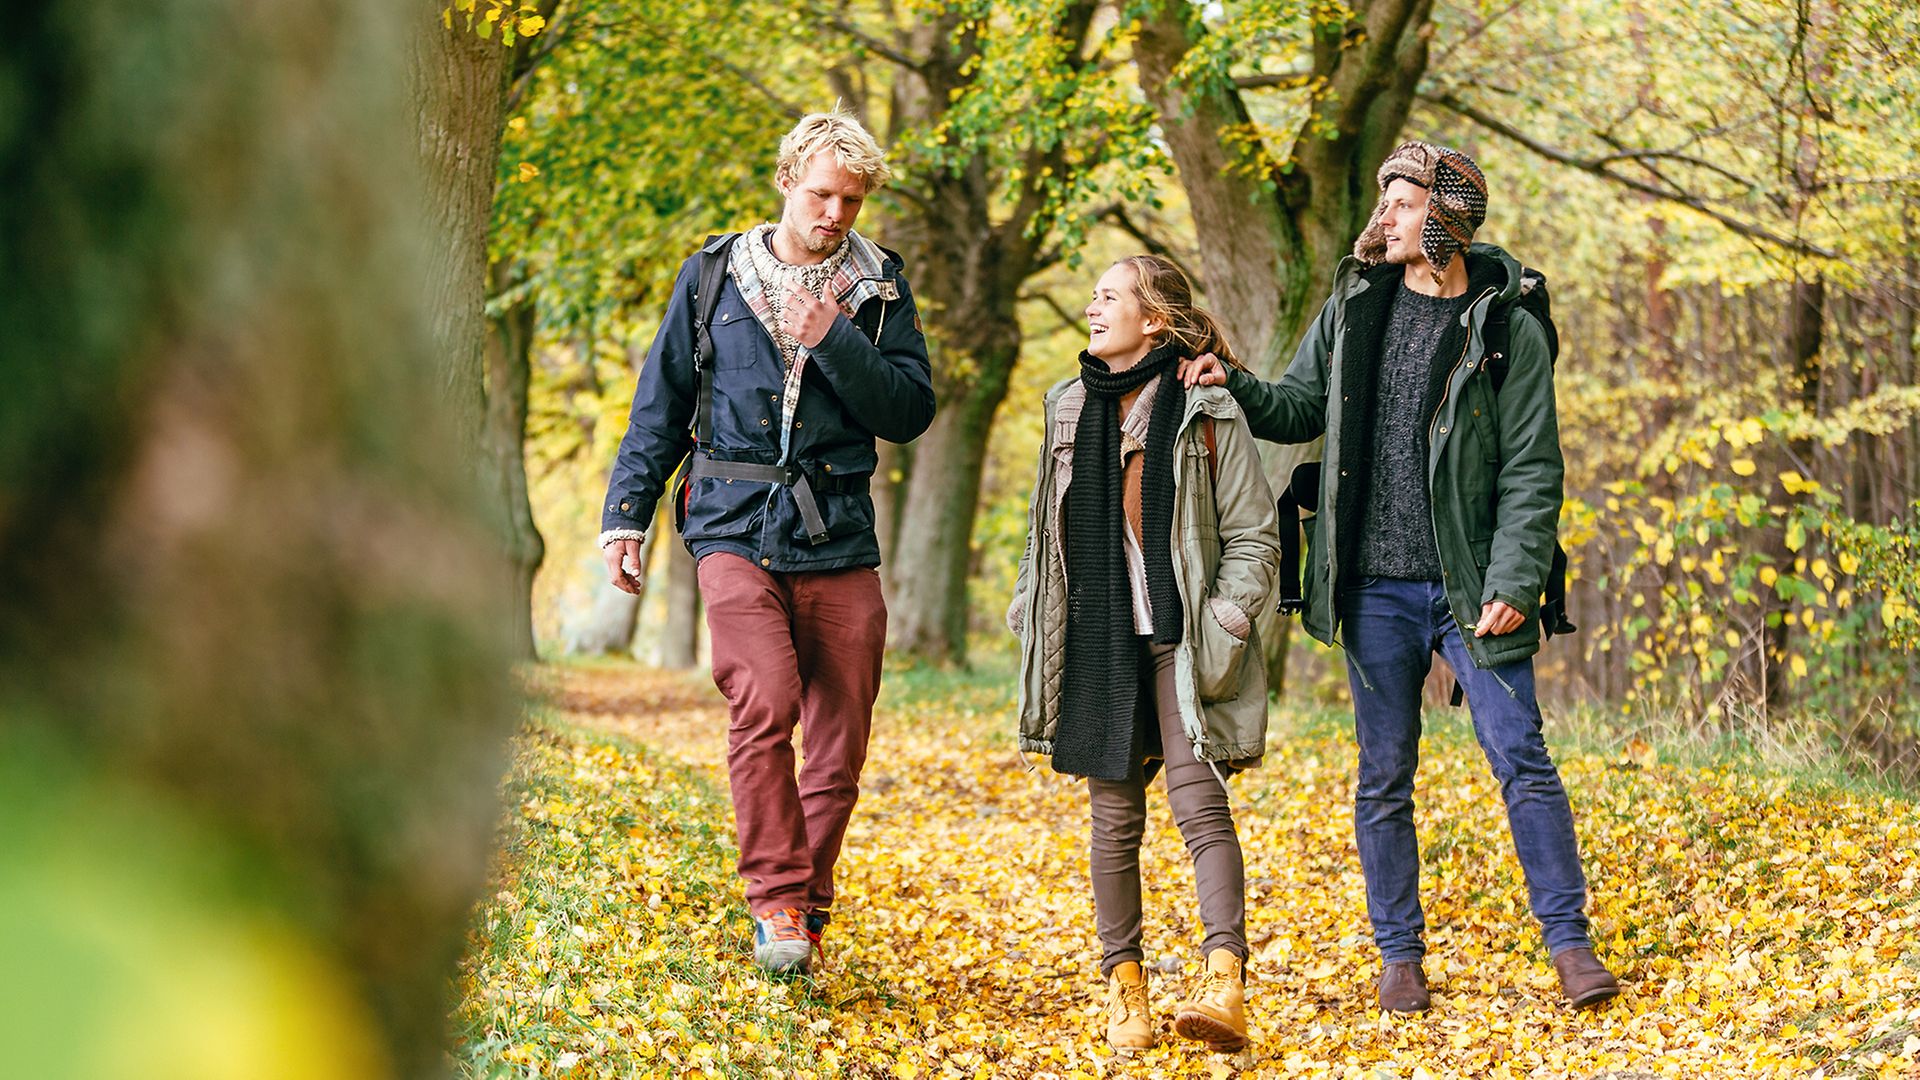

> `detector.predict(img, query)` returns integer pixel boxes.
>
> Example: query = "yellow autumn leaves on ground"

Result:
[457,664,1920,1078]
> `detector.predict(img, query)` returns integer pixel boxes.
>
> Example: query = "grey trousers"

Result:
[1087,640,1248,975]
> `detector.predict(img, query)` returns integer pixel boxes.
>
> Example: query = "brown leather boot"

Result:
[1553,947,1620,1008]
[1104,962,1154,1053]
[1376,961,1430,1013]
[1174,948,1248,1051]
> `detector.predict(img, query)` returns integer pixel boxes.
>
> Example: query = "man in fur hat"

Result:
[1183,141,1619,1012]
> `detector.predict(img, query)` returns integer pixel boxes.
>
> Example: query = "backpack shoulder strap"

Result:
[690,233,739,444]
[1485,301,1515,394]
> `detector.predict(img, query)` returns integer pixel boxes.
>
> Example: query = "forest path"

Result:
[456,662,1920,1079]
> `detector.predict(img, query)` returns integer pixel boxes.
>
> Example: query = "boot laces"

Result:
[1196,966,1236,1002]
[1110,979,1148,1021]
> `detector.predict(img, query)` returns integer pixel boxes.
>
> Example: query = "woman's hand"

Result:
[1178,352,1228,388]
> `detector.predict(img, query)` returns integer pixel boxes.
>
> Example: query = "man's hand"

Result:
[1474,600,1525,637]
[1178,351,1228,389]
[780,286,839,348]
[604,538,646,595]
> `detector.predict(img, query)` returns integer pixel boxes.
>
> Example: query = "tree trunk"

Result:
[0,3,520,1074]
[869,2,1099,665]
[1757,274,1825,707]
[485,259,546,659]
[412,9,512,443]
[872,438,910,601]
[887,331,1021,664]
[566,528,656,657]
[1135,0,1436,695]
[658,534,702,668]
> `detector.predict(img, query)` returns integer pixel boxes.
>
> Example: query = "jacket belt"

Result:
[686,457,868,546]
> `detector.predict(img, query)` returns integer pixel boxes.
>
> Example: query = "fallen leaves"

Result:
[455,665,1920,1078]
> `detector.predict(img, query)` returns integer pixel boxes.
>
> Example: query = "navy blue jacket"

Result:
[601,238,935,571]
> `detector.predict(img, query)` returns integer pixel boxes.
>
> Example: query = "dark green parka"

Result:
[1225,242,1562,670]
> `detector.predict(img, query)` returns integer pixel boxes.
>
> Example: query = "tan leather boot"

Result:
[1173,948,1248,1051]
[1105,962,1154,1053]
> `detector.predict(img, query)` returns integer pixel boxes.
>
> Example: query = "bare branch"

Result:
[715,55,808,121]
[807,8,927,73]
[1098,204,1207,294]
[1432,0,1527,70]
[1232,67,1312,91]
[1421,91,1843,261]
[1021,290,1084,336]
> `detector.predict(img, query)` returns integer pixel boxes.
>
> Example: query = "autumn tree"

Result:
[3,0,521,1074]
[1421,0,1920,727]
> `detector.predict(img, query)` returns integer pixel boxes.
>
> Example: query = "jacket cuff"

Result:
[598,528,646,549]
[1484,589,1538,617]
[601,494,652,535]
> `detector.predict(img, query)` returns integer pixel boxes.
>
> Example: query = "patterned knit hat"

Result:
[1352,141,1488,276]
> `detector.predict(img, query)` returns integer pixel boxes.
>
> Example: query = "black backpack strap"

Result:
[1481,285,1578,643]
[1542,541,1577,638]
[691,233,739,444]
[1275,461,1321,615]
[1484,301,1513,393]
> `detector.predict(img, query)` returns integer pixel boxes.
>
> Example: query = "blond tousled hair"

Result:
[775,108,891,193]
[1114,255,1246,370]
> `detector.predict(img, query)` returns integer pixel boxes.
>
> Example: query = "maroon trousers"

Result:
[696,552,888,918]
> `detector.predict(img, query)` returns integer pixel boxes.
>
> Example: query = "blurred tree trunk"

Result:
[658,537,702,668]
[1135,0,1435,694]
[0,2,519,1075]
[486,258,546,658]
[567,532,656,656]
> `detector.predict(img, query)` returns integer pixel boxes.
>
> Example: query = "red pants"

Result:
[697,552,887,917]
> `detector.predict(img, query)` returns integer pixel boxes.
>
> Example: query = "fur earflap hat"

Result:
[1352,140,1488,276]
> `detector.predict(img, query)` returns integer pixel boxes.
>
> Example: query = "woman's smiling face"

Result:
[1084,263,1161,368]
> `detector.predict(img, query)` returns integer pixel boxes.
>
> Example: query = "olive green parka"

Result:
[1227,243,1563,670]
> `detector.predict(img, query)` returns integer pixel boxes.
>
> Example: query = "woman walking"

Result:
[1008,255,1281,1053]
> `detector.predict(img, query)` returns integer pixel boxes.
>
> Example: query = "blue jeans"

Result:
[1340,577,1592,963]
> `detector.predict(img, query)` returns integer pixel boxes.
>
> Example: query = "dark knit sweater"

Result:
[1354,282,1465,580]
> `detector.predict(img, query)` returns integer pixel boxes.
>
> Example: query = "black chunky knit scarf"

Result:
[1053,343,1187,781]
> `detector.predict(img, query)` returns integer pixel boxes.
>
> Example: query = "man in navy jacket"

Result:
[598,110,933,975]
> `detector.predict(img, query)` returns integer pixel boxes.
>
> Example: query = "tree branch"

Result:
[1422,91,1843,261]
[1232,68,1312,91]
[1021,289,1084,337]
[1098,204,1207,294]
[503,0,570,114]
[808,9,927,73]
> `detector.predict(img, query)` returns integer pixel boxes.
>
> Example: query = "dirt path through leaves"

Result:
[458,663,1920,1078]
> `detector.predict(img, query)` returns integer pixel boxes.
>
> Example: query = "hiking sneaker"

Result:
[805,911,828,964]
[753,908,813,975]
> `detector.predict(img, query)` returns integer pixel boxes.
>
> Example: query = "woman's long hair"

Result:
[1113,254,1248,370]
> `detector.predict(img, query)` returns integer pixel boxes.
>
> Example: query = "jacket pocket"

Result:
[1194,595,1254,703]
[787,485,873,542]
[1470,536,1493,568]
[680,475,765,541]
[708,300,763,370]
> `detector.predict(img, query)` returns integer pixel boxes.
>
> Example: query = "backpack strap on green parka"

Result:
[1482,268,1576,643]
